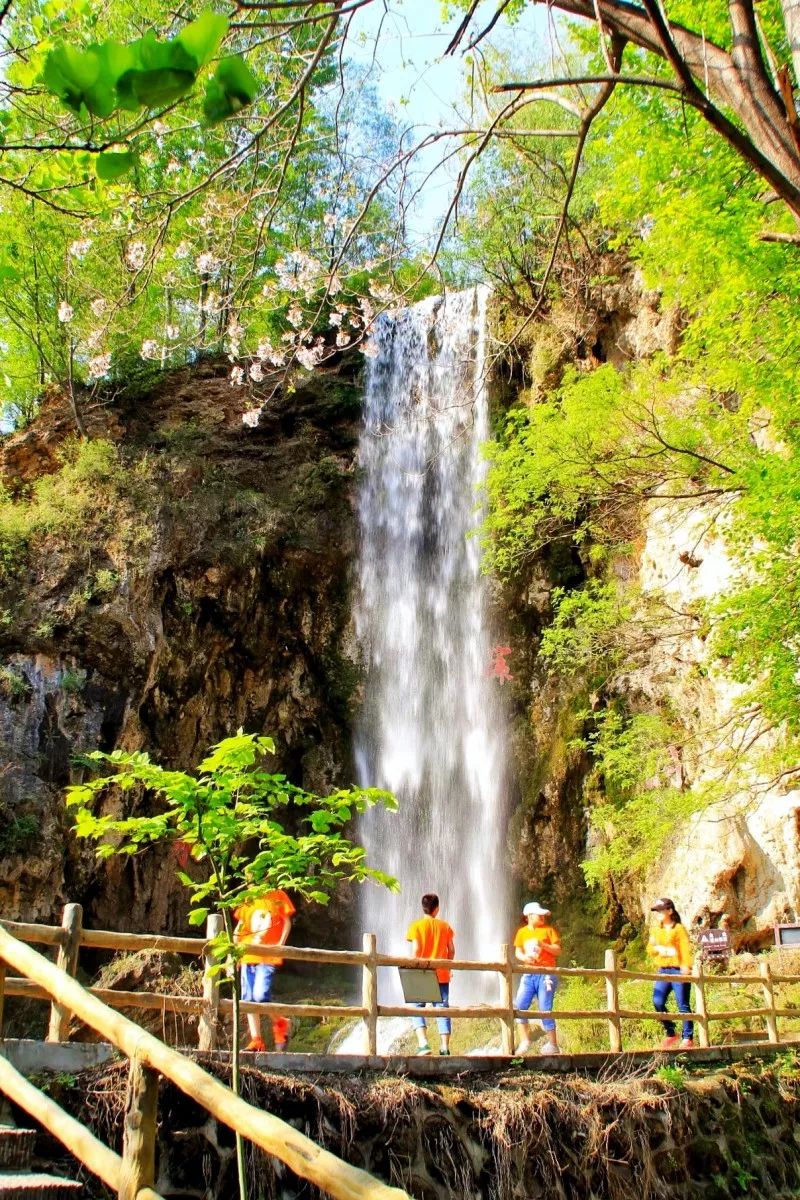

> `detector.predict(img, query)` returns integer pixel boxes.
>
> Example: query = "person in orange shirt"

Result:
[406,893,455,1056]
[646,897,694,1049]
[513,901,562,1055]
[234,888,295,1053]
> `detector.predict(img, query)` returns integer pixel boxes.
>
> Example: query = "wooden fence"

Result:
[2,906,800,1055]
[0,923,411,1200]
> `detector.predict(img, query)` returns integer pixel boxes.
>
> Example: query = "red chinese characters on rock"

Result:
[489,645,514,684]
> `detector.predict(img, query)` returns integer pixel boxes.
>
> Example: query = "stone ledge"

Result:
[0,1038,789,1078]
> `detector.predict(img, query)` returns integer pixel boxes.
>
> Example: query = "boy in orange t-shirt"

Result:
[234,888,295,1052]
[406,893,455,1056]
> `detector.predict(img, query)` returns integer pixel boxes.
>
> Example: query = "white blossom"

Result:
[125,241,147,271]
[152,119,167,136]
[227,319,245,341]
[69,238,92,258]
[196,251,219,276]
[87,352,112,379]
[90,298,108,318]
[323,212,337,228]
[201,290,220,314]
[328,311,343,327]
[275,250,321,297]
[359,296,375,322]
[328,273,343,296]
[295,346,321,370]
[249,362,264,383]
[57,301,74,323]
[369,281,393,303]
[229,365,245,386]
[241,408,261,427]
[174,241,191,260]
[287,303,304,329]
[140,339,160,361]
[165,324,180,341]
[166,159,181,174]
[360,337,379,359]
[336,330,351,348]
[86,330,103,350]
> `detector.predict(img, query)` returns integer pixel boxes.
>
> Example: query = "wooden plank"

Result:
[119,1057,159,1200]
[0,921,65,947]
[91,989,203,1015]
[378,1005,615,1020]
[604,949,622,1053]
[0,1052,129,1195]
[361,934,378,1057]
[198,914,223,1052]
[0,961,5,1041]
[619,1009,704,1021]
[48,904,83,1043]
[693,955,710,1049]
[221,1000,366,1020]
[0,927,411,1200]
[759,961,779,1044]
[499,943,515,1056]
[4,978,49,1001]
[79,930,207,955]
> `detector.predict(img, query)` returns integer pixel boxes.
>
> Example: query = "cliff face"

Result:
[0,358,364,935]
[493,272,800,948]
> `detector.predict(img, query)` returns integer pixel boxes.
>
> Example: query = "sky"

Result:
[344,0,551,243]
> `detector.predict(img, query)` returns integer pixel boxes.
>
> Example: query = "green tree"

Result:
[66,730,397,1200]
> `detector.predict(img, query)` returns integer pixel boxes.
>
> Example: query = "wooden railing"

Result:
[2,907,800,1055]
[0,923,410,1200]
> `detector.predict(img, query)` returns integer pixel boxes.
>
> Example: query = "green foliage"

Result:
[0,439,146,576]
[43,10,234,124]
[66,730,398,927]
[655,1063,686,1089]
[0,664,31,699]
[0,813,39,855]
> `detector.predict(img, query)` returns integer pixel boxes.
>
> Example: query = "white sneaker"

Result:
[540,1041,560,1055]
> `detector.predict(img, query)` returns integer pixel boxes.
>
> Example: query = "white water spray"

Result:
[353,286,510,1001]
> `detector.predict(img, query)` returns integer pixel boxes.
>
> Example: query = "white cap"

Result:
[523,901,551,917]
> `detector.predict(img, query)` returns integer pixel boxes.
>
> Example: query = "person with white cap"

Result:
[513,900,562,1054]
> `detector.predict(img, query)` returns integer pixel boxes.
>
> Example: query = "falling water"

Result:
[353,286,510,1001]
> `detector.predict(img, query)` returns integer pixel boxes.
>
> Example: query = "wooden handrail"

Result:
[4,909,800,1060]
[0,927,411,1200]
[0,1054,161,1200]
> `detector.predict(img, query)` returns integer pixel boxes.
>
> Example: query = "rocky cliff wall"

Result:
[0,358,364,937]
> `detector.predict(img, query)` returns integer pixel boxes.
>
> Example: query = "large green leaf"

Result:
[177,9,228,69]
[42,44,116,116]
[96,149,135,181]
[202,54,258,124]
[117,65,195,108]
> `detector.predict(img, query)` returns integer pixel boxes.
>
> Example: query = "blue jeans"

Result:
[515,972,557,1033]
[653,967,693,1040]
[412,981,451,1035]
[241,963,276,1003]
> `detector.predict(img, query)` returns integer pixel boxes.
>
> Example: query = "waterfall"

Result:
[353,286,510,1000]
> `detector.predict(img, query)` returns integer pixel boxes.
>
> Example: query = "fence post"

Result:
[362,932,378,1057]
[198,913,224,1052]
[500,943,515,1055]
[759,960,779,1044]
[47,903,83,1043]
[693,955,710,1048]
[604,948,622,1053]
[119,1054,158,1200]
